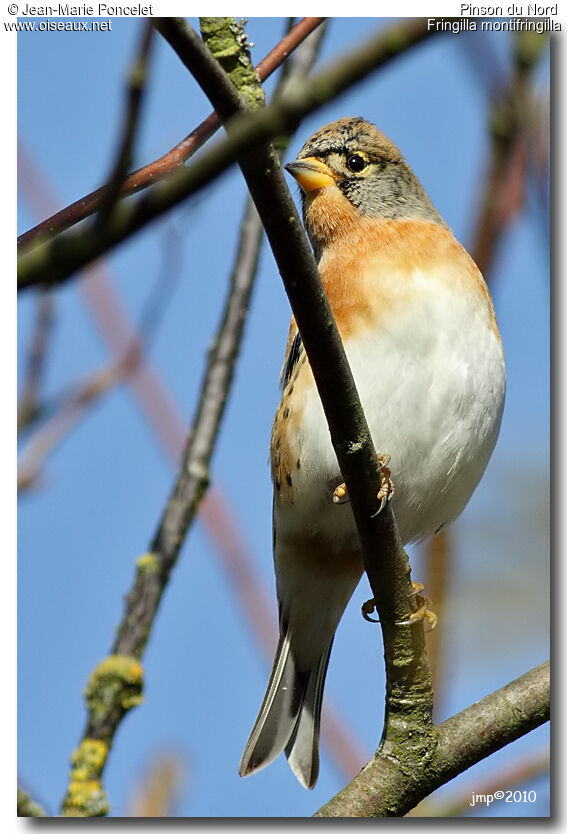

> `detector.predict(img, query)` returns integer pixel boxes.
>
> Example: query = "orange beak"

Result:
[285,156,336,193]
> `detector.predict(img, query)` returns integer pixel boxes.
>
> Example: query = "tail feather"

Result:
[285,643,332,789]
[239,627,331,788]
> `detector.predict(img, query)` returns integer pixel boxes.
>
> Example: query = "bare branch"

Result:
[18,226,184,492]
[422,529,452,716]
[18,17,442,292]
[409,747,549,816]
[17,17,325,250]
[20,142,368,786]
[160,5,435,794]
[17,291,54,430]
[471,30,549,276]
[60,53,266,812]
[95,20,154,229]
[315,661,550,817]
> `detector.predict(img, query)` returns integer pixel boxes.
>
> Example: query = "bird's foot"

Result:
[373,454,394,515]
[397,582,437,631]
[332,453,395,513]
[362,584,437,630]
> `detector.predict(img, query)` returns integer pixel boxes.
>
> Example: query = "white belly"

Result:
[274,268,506,548]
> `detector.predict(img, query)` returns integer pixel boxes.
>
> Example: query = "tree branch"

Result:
[17,786,47,817]
[17,17,325,250]
[60,53,267,814]
[18,17,443,292]
[166,19,549,820]
[17,291,54,430]
[158,6,434,799]
[315,661,550,817]
[95,20,154,230]
[471,30,549,276]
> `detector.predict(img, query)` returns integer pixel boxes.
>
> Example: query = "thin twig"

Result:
[18,17,444,292]
[471,30,549,277]
[60,95,265,820]
[126,752,186,817]
[95,20,154,229]
[422,529,451,718]
[17,291,54,430]
[17,17,325,250]
[18,225,184,492]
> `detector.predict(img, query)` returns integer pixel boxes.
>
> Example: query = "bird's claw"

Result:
[332,481,349,504]
[333,453,395,513]
[397,581,437,631]
[361,598,379,622]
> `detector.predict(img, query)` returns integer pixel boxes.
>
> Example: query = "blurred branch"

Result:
[17,786,47,817]
[422,529,451,717]
[178,18,549,818]
[17,17,325,250]
[18,225,183,493]
[471,30,549,277]
[60,39,267,814]
[17,291,54,430]
[408,746,549,817]
[316,662,550,817]
[162,8,435,808]
[95,20,154,229]
[18,355,132,492]
[422,29,549,722]
[18,17,443,292]
[126,752,186,817]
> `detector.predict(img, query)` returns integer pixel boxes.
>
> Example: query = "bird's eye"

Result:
[346,154,366,173]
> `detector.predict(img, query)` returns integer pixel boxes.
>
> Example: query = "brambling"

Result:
[239,117,506,788]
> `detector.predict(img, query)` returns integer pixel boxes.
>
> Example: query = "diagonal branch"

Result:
[315,661,550,817]
[158,3,434,788]
[61,104,266,819]
[18,17,443,292]
[17,17,325,250]
[163,19,549,819]
[95,20,155,229]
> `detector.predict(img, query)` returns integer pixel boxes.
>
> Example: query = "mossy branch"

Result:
[18,17,442,292]
[315,661,550,816]
[17,786,47,817]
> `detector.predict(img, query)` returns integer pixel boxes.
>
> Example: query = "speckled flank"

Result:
[271,349,310,500]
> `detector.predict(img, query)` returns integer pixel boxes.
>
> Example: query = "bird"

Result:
[238,116,506,789]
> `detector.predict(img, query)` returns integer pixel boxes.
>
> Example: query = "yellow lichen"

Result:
[62,739,110,817]
[85,654,144,719]
[136,551,161,574]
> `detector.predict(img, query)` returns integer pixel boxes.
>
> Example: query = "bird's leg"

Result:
[362,582,437,630]
[332,453,395,513]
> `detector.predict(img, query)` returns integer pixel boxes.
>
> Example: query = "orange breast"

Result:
[303,186,497,341]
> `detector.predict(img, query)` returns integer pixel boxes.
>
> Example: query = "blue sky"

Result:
[16,17,549,818]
